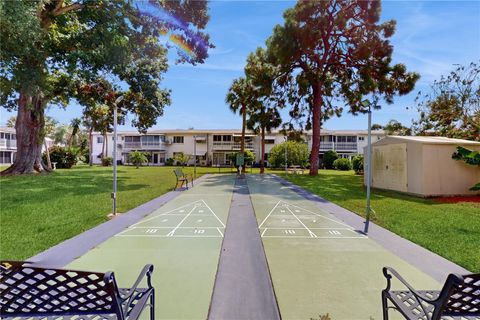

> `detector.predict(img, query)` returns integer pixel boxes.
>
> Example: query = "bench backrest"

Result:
[435,273,480,318]
[174,168,185,178]
[0,261,123,318]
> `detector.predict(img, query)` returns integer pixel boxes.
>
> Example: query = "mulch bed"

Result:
[433,196,480,204]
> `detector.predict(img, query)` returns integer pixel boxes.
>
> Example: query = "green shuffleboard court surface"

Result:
[247,175,440,320]
[68,174,236,319]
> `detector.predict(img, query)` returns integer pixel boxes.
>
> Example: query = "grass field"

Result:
[282,170,480,272]
[0,165,263,261]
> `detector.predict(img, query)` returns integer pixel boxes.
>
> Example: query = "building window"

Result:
[337,136,356,143]
[141,135,160,145]
[97,136,104,144]
[125,136,141,143]
[173,136,184,143]
[223,135,232,142]
[358,137,365,141]
[265,139,275,144]
[213,135,222,142]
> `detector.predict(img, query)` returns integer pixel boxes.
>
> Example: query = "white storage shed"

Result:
[364,136,480,197]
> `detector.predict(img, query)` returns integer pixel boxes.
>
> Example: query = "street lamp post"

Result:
[362,99,374,233]
[111,96,123,218]
[284,136,288,174]
[193,135,197,180]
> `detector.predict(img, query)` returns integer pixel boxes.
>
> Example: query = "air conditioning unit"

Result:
[117,144,122,149]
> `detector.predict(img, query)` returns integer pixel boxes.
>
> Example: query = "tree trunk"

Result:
[240,103,246,173]
[309,83,322,176]
[1,92,51,175]
[260,126,265,174]
[89,128,93,166]
[105,132,108,160]
[101,132,106,160]
[44,139,52,170]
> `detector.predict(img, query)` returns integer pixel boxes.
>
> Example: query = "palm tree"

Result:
[68,118,82,148]
[247,105,282,173]
[226,77,257,172]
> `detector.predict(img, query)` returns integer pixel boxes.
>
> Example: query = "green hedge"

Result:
[333,158,352,171]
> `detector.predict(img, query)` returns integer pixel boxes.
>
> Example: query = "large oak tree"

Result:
[265,0,419,175]
[0,0,212,175]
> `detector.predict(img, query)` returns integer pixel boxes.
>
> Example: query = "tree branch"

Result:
[53,2,83,16]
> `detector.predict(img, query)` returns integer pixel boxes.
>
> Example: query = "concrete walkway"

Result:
[209,177,280,320]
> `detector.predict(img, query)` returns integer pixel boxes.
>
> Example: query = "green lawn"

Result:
[0,165,262,261]
[282,170,480,272]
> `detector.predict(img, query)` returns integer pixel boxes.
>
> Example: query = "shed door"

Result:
[372,144,407,192]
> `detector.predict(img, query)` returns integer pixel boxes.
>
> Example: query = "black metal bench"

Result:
[0,261,155,320]
[173,168,192,190]
[382,266,480,320]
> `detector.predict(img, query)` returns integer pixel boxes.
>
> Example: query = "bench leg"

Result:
[382,291,389,320]
[150,289,155,320]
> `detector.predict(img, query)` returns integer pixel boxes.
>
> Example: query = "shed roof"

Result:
[375,136,480,146]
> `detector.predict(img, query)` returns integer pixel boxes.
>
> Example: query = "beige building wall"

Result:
[421,144,480,196]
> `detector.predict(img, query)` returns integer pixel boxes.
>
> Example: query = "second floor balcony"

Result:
[0,139,16,149]
[212,141,254,151]
[123,141,165,150]
[319,141,357,152]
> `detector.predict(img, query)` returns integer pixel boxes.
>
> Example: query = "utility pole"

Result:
[284,136,288,174]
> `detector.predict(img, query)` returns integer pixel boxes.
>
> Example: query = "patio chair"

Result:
[174,168,193,190]
[382,266,480,320]
[0,261,155,320]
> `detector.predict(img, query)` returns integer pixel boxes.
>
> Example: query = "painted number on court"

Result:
[284,229,296,235]
[146,229,158,234]
[329,230,341,235]
[194,229,205,234]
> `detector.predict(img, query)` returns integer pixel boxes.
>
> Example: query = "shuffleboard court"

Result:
[67,174,235,320]
[247,175,440,319]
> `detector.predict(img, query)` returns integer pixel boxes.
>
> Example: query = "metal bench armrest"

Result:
[118,264,154,317]
[383,267,438,304]
[122,264,154,299]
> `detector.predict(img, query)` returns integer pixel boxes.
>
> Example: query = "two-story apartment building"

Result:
[0,126,55,165]
[91,129,385,166]
[0,126,17,164]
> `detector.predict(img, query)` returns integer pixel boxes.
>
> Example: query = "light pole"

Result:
[193,135,197,180]
[111,95,123,218]
[362,99,374,233]
[284,136,288,174]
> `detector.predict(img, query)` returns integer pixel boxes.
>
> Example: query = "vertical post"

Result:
[284,136,288,174]
[112,104,117,216]
[193,135,197,180]
[364,105,372,233]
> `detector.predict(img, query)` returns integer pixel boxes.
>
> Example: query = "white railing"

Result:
[319,142,334,150]
[212,141,254,150]
[319,142,357,151]
[0,139,16,149]
[123,142,164,149]
[335,142,357,151]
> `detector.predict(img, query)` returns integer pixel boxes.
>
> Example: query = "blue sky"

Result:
[1,0,479,131]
